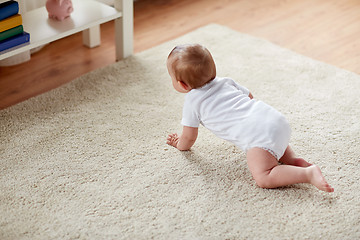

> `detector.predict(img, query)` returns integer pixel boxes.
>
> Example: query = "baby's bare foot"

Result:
[307,165,334,192]
[293,158,312,167]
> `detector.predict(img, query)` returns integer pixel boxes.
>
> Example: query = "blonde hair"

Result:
[168,44,216,89]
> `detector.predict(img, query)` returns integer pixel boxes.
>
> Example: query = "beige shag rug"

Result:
[1,24,360,239]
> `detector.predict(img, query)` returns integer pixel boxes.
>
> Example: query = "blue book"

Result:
[0,1,19,21]
[0,31,30,52]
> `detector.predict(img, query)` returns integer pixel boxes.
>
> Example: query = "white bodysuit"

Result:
[181,77,291,160]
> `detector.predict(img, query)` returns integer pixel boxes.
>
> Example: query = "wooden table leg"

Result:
[114,0,133,60]
[82,25,101,48]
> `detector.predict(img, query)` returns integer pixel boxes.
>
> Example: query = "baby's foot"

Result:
[293,158,312,167]
[307,165,334,192]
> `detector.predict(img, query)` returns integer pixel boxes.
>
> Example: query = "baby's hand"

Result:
[167,133,179,148]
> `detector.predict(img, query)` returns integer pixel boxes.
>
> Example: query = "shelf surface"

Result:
[0,0,122,60]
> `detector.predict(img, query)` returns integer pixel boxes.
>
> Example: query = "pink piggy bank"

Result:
[46,0,74,21]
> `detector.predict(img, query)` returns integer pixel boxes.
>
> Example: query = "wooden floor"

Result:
[1,0,359,109]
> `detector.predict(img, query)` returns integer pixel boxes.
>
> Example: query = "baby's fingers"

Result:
[166,133,178,147]
[166,139,175,146]
[167,133,177,139]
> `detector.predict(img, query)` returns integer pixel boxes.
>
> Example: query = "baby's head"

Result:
[167,44,216,91]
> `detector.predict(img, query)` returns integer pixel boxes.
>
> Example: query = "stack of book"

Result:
[0,0,30,52]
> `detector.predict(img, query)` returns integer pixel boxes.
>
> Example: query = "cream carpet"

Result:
[1,24,360,239]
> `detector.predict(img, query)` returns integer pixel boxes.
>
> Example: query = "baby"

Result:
[166,43,334,192]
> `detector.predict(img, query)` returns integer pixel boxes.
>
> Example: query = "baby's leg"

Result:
[246,148,334,192]
[279,146,312,167]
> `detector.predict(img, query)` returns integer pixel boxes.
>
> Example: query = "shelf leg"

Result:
[82,25,101,48]
[114,0,133,60]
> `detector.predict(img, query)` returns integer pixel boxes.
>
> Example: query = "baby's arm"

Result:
[167,126,198,151]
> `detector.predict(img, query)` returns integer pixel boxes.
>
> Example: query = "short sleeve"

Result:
[229,78,250,96]
[181,93,200,128]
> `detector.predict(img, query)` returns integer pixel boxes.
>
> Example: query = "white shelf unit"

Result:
[0,0,133,61]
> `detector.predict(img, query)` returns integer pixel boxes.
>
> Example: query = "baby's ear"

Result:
[179,81,191,91]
